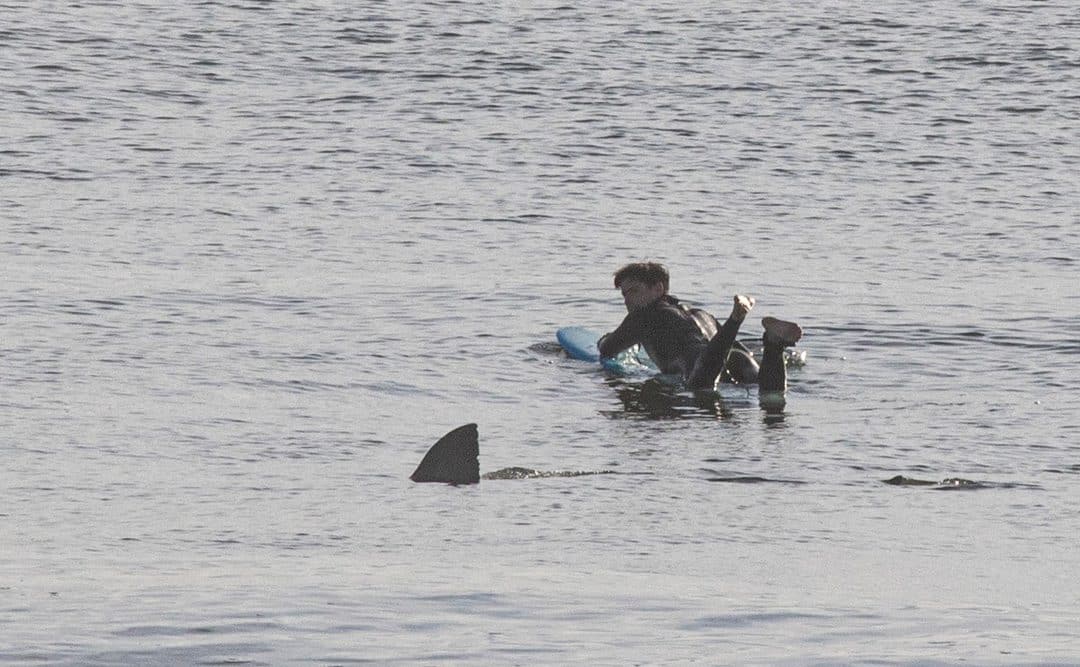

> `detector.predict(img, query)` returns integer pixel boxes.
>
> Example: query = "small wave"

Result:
[997,105,1047,114]
[706,475,806,485]
[682,611,823,630]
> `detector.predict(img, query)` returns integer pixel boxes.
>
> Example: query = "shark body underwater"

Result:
[410,424,994,489]
[409,423,618,485]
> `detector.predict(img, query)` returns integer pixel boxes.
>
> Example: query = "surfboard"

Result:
[556,326,659,376]
[556,326,806,387]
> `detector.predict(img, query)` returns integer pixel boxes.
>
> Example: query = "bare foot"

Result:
[762,316,802,347]
[732,294,755,321]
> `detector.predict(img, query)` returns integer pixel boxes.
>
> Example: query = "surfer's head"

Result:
[613,262,669,311]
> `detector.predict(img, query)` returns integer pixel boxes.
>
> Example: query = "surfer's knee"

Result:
[724,348,759,385]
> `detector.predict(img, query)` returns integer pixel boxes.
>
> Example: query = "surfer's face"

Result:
[619,279,665,312]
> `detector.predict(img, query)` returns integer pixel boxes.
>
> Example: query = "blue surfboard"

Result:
[556,326,659,376]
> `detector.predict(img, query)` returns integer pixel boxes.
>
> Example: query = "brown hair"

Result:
[613,262,669,292]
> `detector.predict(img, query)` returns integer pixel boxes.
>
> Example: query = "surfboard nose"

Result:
[410,423,480,485]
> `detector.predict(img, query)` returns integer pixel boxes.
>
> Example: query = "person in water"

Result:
[597,262,803,393]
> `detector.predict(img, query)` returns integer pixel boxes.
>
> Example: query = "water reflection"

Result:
[600,377,794,424]
[759,391,787,426]
[600,378,736,420]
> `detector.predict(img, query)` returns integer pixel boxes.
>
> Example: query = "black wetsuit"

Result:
[598,294,758,389]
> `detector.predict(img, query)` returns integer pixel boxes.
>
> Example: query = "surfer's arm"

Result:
[598,314,645,358]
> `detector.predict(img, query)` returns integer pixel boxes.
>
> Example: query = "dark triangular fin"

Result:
[410,423,480,485]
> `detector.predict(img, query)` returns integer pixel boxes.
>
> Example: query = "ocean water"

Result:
[2,1,1078,664]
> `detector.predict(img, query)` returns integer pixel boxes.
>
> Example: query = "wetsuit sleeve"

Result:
[598,311,649,358]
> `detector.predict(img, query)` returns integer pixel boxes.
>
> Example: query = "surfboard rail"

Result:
[556,326,658,376]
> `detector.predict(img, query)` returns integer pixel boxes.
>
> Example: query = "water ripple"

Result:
[3,1,1079,664]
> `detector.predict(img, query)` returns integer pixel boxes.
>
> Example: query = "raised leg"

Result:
[688,295,754,390]
[758,316,803,394]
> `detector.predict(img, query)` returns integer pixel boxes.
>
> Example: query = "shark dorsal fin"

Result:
[410,423,479,485]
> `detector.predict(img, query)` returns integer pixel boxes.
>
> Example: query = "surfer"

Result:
[597,262,803,394]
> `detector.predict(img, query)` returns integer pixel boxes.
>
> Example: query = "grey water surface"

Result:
[3,1,1079,664]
